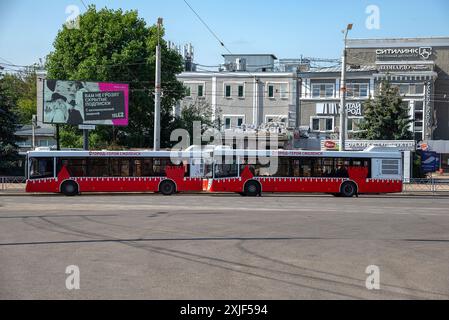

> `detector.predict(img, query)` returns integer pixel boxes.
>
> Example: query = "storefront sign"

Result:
[316,102,364,116]
[377,64,434,72]
[320,140,416,151]
[376,47,433,61]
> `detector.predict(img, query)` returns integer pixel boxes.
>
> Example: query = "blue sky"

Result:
[1,0,449,67]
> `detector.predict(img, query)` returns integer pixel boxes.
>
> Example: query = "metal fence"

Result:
[403,178,449,195]
[0,177,26,191]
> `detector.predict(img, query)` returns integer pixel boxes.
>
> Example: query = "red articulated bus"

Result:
[26,147,403,197]
[203,148,403,197]
[26,150,206,196]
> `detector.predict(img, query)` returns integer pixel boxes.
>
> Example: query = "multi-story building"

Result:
[176,54,299,131]
[346,37,449,142]
[299,37,449,144]
[299,65,375,140]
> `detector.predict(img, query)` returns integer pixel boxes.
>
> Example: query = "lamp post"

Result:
[153,17,163,151]
[339,23,353,152]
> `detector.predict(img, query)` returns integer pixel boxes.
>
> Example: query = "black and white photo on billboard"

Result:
[43,80,100,125]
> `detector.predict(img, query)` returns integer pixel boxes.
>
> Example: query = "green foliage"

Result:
[59,126,108,150]
[356,81,413,140]
[1,68,38,125]
[46,6,186,149]
[0,74,21,173]
[172,100,215,146]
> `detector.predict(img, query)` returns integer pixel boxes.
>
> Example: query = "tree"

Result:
[46,6,186,149]
[0,73,21,174]
[0,67,38,125]
[356,80,413,140]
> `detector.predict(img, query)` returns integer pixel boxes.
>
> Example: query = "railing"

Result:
[402,178,449,195]
[0,176,26,191]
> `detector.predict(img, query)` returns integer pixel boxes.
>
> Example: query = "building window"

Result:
[268,85,275,98]
[280,83,288,99]
[198,84,204,97]
[225,85,232,98]
[325,118,333,131]
[311,117,334,132]
[312,118,320,131]
[346,83,369,98]
[238,85,244,98]
[311,84,334,98]
[347,117,363,132]
[237,118,243,127]
[414,84,424,95]
[224,117,231,129]
[414,101,424,141]
[392,84,425,96]
[185,86,191,97]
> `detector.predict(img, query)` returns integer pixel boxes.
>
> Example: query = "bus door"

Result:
[190,158,204,178]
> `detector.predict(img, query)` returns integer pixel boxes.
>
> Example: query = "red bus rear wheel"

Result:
[244,180,261,197]
[159,180,176,196]
[340,181,357,198]
[60,180,79,196]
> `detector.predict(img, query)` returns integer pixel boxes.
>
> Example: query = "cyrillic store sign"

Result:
[316,102,363,116]
[321,140,416,151]
[377,64,434,72]
[376,47,433,61]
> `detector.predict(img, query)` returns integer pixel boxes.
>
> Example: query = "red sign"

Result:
[324,140,337,150]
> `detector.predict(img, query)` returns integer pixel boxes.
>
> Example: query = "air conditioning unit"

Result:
[235,58,246,71]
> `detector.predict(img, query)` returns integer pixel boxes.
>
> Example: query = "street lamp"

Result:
[339,23,353,151]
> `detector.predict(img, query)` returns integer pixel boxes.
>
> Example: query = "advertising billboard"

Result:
[420,151,440,173]
[43,80,129,126]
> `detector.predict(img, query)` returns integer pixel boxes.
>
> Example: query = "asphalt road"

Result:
[1,193,449,300]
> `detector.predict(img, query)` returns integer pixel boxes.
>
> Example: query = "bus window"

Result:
[274,158,290,177]
[322,158,335,177]
[292,159,301,177]
[142,159,154,176]
[29,157,54,179]
[111,159,130,177]
[300,158,312,177]
[59,158,87,177]
[215,164,239,178]
[88,158,109,177]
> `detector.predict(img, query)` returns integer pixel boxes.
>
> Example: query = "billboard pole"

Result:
[56,124,60,151]
[83,129,89,151]
[154,18,163,151]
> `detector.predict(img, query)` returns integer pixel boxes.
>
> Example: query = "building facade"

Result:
[299,65,375,140]
[299,37,449,143]
[176,70,298,130]
[346,37,449,141]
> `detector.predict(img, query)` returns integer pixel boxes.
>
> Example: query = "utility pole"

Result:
[32,115,37,150]
[153,17,163,151]
[339,23,353,152]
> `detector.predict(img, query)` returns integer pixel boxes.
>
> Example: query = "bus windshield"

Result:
[29,157,54,179]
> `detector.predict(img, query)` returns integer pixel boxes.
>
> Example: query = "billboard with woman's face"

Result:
[43,80,129,126]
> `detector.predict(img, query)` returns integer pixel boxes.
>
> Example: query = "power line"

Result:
[79,0,88,10]
[182,0,232,55]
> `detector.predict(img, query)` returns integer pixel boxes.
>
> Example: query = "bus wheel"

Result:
[340,182,357,198]
[61,180,79,196]
[159,180,176,196]
[244,180,261,197]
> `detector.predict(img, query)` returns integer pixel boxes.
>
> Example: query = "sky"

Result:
[1,0,449,68]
